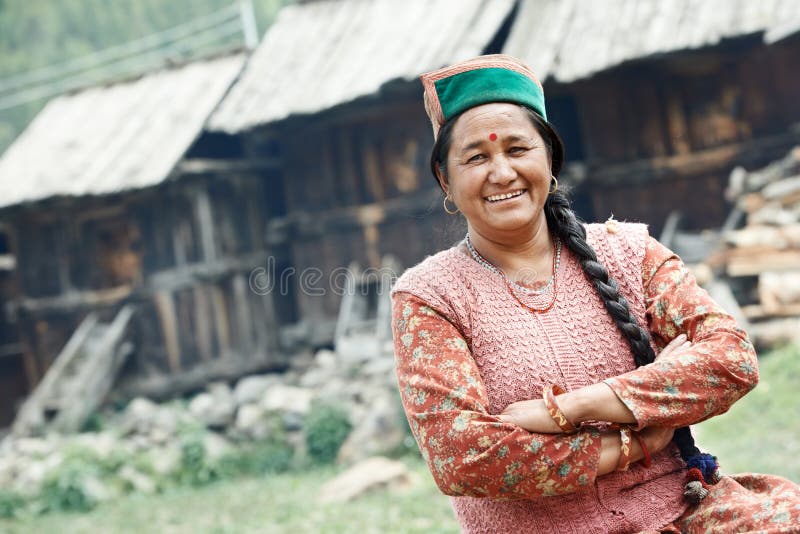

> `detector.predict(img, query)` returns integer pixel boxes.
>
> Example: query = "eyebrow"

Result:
[458,134,533,154]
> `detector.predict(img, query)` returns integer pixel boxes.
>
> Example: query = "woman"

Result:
[391,55,800,533]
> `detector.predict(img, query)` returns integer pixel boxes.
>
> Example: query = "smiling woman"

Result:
[390,54,800,533]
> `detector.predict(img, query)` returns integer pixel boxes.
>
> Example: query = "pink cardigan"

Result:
[392,223,688,533]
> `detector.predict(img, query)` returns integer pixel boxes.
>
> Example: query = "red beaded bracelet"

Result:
[542,384,580,433]
[632,430,652,468]
[616,426,633,472]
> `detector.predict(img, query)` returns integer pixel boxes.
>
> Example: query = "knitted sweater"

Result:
[391,222,742,533]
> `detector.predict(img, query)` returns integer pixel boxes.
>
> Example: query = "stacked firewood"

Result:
[722,147,800,347]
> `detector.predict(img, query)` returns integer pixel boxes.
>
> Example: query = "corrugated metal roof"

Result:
[504,0,800,83]
[207,0,515,134]
[0,53,246,209]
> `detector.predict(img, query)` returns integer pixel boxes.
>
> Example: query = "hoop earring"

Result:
[549,176,559,195]
[443,196,459,215]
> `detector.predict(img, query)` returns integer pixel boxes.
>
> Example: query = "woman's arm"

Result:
[599,236,759,429]
[393,291,633,499]
[505,236,758,431]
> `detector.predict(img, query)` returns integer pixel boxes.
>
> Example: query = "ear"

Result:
[434,163,448,194]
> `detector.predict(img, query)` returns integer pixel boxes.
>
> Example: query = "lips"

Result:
[485,189,526,202]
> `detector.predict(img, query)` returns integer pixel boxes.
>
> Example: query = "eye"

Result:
[466,153,485,163]
[508,146,528,154]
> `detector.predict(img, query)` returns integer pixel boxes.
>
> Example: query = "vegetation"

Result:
[0,344,796,532]
[304,400,353,464]
[693,343,800,482]
[0,0,291,154]
[0,455,460,534]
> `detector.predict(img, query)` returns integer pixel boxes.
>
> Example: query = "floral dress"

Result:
[392,235,800,533]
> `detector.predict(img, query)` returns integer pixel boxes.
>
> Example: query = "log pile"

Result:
[722,147,800,347]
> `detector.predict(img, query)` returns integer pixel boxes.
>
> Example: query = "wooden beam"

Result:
[232,274,252,352]
[265,187,441,244]
[15,285,133,314]
[210,285,231,357]
[742,303,800,320]
[193,286,213,362]
[153,291,181,373]
[112,350,289,401]
[175,157,281,175]
[588,130,800,186]
[726,250,800,276]
[193,188,217,263]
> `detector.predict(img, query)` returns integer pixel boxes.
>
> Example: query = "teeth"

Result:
[486,190,525,202]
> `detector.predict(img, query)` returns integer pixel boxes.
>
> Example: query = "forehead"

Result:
[451,102,539,143]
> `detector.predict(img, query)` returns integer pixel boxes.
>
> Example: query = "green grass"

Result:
[0,455,459,534]
[693,343,800,482]
[1,345,797,533]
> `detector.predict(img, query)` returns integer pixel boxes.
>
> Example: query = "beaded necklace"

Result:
[464,233,561,313]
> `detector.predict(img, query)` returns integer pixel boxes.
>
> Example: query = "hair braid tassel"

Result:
[544,190,721,504]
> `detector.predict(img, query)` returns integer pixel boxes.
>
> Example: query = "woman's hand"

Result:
[657,333,692,359]
[497,399,563,433]
[637,425,675,456]
[498,335,692,433]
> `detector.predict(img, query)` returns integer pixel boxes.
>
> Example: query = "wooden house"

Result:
[206,0,800,342]
[0,52,270,429]
[1,0,799,429]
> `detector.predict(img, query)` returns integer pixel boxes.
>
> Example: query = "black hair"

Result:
[430,105,718,501]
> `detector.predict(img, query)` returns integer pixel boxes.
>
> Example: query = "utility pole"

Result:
[239,0,258,50]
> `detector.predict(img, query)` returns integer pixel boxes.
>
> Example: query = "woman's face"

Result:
[441,103,552,240]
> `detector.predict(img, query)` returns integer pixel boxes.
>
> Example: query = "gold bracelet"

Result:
[542,384,580,433]
[616,425,633,472]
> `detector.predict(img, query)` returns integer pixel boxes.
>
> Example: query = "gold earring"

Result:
[443,195,459,215]
[549,176,559,195]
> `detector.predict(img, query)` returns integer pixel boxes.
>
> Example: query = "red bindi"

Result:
[489,133,497,141]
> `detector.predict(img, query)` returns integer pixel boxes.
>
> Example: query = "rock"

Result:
[262,385,314,416]
[233,375,279,406]
[202,432,232,463]
[119,465,157,494]
[282,412,304,432]
[317,456,412,503]
[0,456,15,488]
[360,356,395,378]
[152,406,180,435]
[337,393,405,464]
[189,386,236,429]
[13,436,54,458]
[13,459,48,497]
[81,474,117,503]
[234,403,270,440]
[71,431,119,460]
[146,445,182,477]
[314,349,337,370]
[120,397,159,435]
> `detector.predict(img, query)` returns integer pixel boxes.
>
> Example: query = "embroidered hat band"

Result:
[421,54,546,138]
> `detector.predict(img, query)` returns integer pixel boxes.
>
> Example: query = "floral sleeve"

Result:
[392,292,601,500]
[604,236,759,430]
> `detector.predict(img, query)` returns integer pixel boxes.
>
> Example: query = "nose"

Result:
[488,155,516,184]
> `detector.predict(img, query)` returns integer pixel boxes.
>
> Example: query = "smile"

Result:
[485,189,526,202]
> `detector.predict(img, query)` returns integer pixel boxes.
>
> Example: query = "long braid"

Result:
[544,191,719,501]
[544,192,656,365]
[430,107,719,502]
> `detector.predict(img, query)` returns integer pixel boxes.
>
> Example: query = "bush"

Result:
[304,401,352,464]
[39,457,103,513]
[215,438,294,478]
[175,433,216,487]
[0,490,25,519]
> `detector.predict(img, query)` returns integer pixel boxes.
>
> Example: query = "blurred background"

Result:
[0,0,798,532]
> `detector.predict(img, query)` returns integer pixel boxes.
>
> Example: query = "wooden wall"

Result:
[275,95,463,330]
[5,171,287,399]
[567,36,800,233]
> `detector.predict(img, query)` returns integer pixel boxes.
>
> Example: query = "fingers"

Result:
[660,333,692,357]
